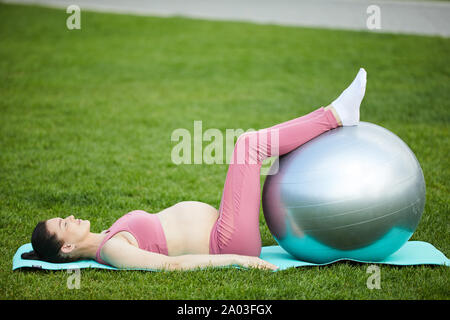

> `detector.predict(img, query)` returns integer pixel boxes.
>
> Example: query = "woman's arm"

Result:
[100,238,277,271]
[175,253,278,271]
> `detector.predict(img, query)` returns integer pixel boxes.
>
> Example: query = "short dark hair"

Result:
[21,220,75,263]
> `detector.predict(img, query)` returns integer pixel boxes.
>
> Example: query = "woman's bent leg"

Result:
[209,107,340,257]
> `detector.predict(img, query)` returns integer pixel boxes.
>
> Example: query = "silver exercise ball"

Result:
[262,122,426,264]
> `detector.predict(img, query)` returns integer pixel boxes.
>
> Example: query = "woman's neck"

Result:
[75,232,107,260]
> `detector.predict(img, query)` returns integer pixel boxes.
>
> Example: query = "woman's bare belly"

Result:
[156,201,219,256]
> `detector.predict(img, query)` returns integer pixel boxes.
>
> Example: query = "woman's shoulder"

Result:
[95,211,145,264]
[101,236,125,252]
[97,236,129,266]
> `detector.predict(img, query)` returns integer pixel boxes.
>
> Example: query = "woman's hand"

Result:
[235,255,278,271]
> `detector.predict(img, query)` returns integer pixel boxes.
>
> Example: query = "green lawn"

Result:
[0,3,449,300]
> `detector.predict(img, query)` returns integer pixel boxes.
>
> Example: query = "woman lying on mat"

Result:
[22,68,367,271]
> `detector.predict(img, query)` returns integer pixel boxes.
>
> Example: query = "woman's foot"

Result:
[330,68,367,126]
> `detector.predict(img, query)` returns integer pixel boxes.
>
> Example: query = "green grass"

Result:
[0,3,449,300]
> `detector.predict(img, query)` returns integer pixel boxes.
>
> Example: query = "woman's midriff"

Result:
[156,201,219,256]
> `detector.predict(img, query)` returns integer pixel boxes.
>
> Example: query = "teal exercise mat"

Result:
[13,243,117,271]
[260,241,450,271]
[12,241,449,272]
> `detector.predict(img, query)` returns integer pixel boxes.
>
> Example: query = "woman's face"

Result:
[46,215,91,253]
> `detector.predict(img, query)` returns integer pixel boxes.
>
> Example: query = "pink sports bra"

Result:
[95,210,169,265]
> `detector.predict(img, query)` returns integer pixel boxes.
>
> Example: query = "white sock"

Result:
[331,68,367,126]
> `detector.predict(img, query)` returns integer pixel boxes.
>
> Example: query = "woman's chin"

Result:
[81,219,90,229]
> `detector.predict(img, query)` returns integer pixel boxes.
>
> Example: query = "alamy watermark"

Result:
[366,5,381,30]
[66,5,81,30]
[171,121,280,175]
[67,268,81,289]
[366,265,381,290]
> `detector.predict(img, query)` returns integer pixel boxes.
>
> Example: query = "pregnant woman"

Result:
[22,68,367,271]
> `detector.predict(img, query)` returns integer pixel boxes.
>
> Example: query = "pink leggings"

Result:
[209,106,340,257]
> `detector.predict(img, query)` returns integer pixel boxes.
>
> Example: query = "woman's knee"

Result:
[233,131,260,164]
